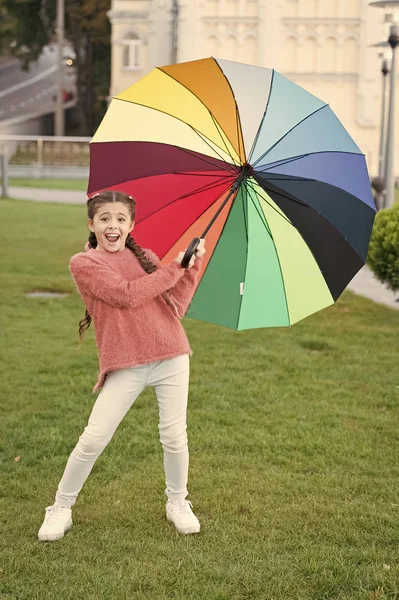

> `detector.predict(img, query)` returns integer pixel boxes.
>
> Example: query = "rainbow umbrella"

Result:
[87,57,376,330]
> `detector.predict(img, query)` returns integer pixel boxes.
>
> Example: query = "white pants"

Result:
[55,354,191,507]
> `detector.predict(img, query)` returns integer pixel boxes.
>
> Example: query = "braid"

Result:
[78,231,98,340]
[125,235,156,274]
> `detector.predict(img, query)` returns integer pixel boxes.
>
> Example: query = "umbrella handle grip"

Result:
[181,237,201,269]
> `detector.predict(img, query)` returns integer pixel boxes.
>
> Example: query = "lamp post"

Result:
[370,0,399,208]
[384,24,399,207]
[379,57,390,180]
[55,0,65,136]
[369,40,391,208]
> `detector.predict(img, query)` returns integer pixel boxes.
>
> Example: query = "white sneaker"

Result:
[38,505,73,541]
[166,499,200,534]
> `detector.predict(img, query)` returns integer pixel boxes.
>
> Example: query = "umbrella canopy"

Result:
[88,57,376,330]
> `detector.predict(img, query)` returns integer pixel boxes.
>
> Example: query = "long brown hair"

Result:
[78,190,178,340]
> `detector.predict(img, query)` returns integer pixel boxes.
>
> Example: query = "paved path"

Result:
[346,264,398,310]
[7,186,85,204]
[5,185,399,311]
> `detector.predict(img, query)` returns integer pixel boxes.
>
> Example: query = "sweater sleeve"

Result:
[144,248,204,318]
[69,253,185,309]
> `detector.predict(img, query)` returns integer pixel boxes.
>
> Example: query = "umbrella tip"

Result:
[239,163,254,177]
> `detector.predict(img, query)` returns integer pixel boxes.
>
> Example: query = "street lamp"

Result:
[55,0,65,137]
[384,24,399,207]
[370,43,391,183]
[369,40,391,209]
[370,0,399,208]
[379,56,390,181]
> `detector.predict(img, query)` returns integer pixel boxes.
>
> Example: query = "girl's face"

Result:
[88,202,134,253]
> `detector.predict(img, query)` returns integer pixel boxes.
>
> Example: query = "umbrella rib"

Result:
[113,96,236,167]
[255,153,311,172]
[136,177,235,227]
[246,178,294,230]
[186,123,239,168]
[251,104,328,169]
[156,66,242,166]
[251,177,372,263]
[176,128,241,171]
[209,112,240,167]
[245,181,290,324]
[235,104,245,165]
[176,147,236,174]
[185,184,240,324]
[89,167,234,197]
[236,185,248,330]
[254,172,376,213]
[247,69,275,165]
[213,57,246,164]
[175,176,236,201]
[249,178,366,303]
[244,181,273,237]
[172,171,234,179]
[255,149,366,172]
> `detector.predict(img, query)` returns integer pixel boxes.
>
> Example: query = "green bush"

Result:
[367,202,399,294]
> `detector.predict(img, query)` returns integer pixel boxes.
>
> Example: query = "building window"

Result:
[122,33,141,71]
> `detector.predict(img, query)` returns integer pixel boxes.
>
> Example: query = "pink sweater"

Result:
[69,247,203,394]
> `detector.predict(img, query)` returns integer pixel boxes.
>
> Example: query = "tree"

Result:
[367,203,399,297]
[1,0,111,135]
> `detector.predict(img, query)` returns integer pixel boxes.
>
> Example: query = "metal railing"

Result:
[0,135,91,194]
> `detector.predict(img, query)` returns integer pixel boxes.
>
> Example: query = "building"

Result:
[107,0,397,177]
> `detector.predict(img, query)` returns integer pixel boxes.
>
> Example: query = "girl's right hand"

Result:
[175,251,195,269]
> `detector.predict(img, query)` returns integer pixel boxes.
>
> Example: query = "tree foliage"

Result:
[1,0,111,135]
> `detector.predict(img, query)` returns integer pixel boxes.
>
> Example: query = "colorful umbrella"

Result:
[87,57,376,330]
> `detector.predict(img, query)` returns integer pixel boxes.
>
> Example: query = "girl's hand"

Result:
[175,251,195,268]
[174,239,206,268]
[195,238,206,258]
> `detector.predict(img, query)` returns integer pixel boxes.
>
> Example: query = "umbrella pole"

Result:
[181,171,246,269]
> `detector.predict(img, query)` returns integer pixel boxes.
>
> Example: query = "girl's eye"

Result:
[100,218,125,221]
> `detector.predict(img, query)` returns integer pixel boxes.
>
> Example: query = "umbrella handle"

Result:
[181,237,201,269]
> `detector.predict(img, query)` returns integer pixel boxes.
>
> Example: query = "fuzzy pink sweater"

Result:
[69,247,203,394]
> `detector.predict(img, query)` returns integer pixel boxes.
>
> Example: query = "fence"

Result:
[0,135,91,194]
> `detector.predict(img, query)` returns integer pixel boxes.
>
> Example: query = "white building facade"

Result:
[107,0,397,177]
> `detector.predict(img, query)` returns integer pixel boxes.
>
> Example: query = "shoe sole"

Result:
[166,515,200,534]
[38,519,73,541]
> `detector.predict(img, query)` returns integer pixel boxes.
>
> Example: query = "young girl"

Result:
[38,190,206,541]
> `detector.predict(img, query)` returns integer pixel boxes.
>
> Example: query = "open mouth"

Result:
[105,234,120,244]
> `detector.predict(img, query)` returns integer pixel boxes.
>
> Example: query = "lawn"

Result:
[4,178,87,191]
[1,197,399,600]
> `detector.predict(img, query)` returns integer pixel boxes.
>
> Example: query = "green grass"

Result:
[3,178,87,191]
[1,197,399,600]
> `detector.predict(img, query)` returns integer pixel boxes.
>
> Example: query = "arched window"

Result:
[298,37,317,72]
[122,33,142,71]
[321,37,337,72]
[342,38,358,73]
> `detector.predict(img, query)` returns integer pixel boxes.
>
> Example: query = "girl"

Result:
[38,190,206,541]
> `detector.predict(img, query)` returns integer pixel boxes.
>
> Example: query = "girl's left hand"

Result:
[195,238,206,258]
